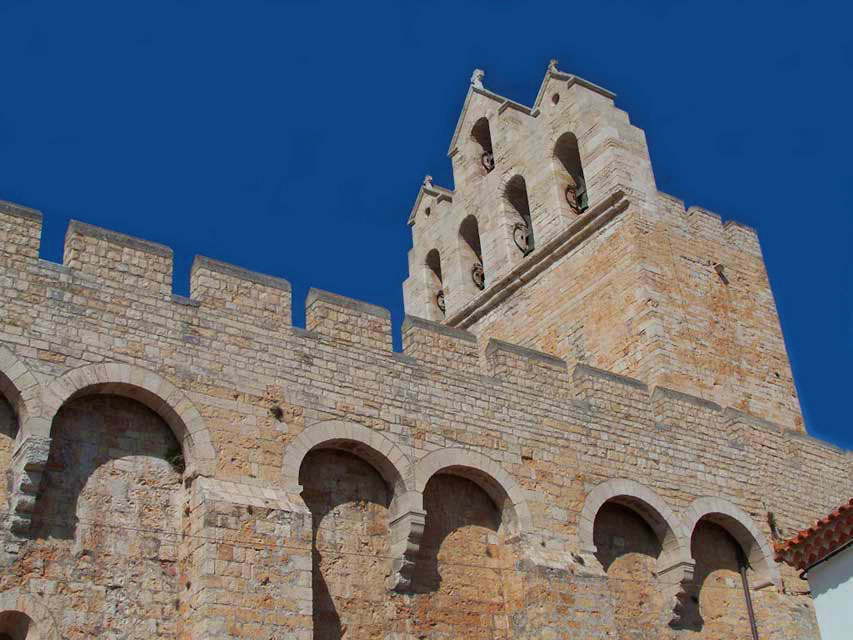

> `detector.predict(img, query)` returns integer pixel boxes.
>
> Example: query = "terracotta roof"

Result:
[773,498,853,571]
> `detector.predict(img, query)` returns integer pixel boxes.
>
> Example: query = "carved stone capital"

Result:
[5,435,51,536]
[387,508,426,592]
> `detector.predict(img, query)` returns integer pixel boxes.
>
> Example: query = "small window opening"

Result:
[425,249,445,315]
[472,117,495,173]
[551,93,560,105]
[460,215,485,291]
[505,175,534,255]
[554,132,588,214]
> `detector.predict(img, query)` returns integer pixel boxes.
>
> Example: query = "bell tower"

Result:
[403,60,805,431]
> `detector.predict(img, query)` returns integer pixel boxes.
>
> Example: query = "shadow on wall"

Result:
[411,473,501,594]
[0,610,31,640]
[30,394,183,543]
[299,449,392,640]
[594,502,669,635]
[0,396,17,507]
[673,520,754,635]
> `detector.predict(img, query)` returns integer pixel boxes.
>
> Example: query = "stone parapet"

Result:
[63,219,174,295]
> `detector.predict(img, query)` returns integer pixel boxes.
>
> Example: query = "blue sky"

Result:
[1,1,851,448]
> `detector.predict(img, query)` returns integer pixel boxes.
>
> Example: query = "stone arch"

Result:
[578,478,686,567]
[38,362,215,475]
[579,479,691,627]
[413,447,531,536]
[0,591,60,640]
[284,420,418,592]
[552,131,588,216]
[0,345,40,432]
[283,420,412,496]
[504,174,535,255]
[681,497,780,589]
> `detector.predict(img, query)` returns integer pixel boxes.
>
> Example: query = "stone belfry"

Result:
[403,60,804,431]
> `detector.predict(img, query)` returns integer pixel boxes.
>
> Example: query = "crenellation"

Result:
[63,219,173,295]
[485,338,570,397]
[0,201,42,261]
[305,287,392,352]
[724,219,762,256]
[190,255,292,331]
[401,314,479,373]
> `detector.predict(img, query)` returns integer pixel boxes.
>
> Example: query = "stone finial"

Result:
[423,175,433,188]
[549,59,560,73]
[470,68,485,89]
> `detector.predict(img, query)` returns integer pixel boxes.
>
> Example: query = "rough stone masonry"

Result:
[0,61,850,639]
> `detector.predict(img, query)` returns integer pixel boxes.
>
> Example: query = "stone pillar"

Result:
[387,490,426,592]
[179,477,313,639]
[5,434,51,536]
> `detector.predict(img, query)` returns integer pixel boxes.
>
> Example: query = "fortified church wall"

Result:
[0,62,851,640]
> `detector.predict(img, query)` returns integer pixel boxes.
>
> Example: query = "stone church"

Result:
[0,61,850,639]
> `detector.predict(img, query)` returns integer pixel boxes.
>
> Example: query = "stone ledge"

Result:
[67,220,172,257]
[784,428,847,455]
[306,288,390,319]
[0,200,42,222]
[171,294,201,308]
[486,339,566,368]
[572,363,648,391]
[402,315,477,343]
[723,408,783,435]
[192,255,292,292]
[652,386,722,412]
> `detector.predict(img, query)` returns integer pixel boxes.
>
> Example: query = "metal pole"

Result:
[736,546,759,640]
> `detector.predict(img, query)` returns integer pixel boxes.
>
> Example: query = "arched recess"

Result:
[0,345,40,436]
[504,174,535,256]
[458,215,485,296]
[681,497,780,589]
[38,362,215,476]
[284,420,419,593]
[424,248,445,320]
[283,420,412,497]
[579,479,690,630]
[553,131,588,216]
[413,447,531,537]
[578,479,685,562]
[0,591,60,640]
[471,117,495,175]
[0,347,40,511]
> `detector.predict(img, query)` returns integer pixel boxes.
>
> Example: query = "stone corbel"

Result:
[386,490,426,592]
[658,559,697,627]
[6,435,51,536]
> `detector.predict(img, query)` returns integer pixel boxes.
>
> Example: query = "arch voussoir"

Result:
[681,497,780,589]
[33,362,215,477]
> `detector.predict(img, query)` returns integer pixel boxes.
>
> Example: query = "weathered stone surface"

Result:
[0,61,849,639]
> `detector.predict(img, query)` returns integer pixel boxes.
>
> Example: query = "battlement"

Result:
[655,192,762,257]
[0,201,42,260]
[191,255,292,331]
[0,201,819,439]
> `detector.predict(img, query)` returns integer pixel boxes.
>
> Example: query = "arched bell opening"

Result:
[471,117,495,175]
[505,175,534,256]
[459,215,486,296]
[424,248,445,319]
[553,132,588,217]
